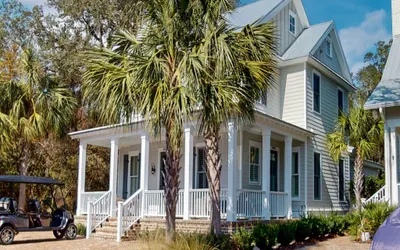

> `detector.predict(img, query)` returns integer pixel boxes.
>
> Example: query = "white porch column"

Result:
[390,127,398,205]
[227,121,237,222]
[262,128,271,220]
[284,136,293,219]
[76,142,87,216]
[384,125,392,203]
[109,139,119,217]
[184,127,194,220]
[140,134,150,215]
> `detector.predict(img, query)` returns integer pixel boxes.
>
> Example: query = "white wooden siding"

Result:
[305,64,350,210]
[272,0,305,56]
[281,64,306,128]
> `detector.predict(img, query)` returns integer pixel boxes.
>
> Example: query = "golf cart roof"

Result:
[0,175,64,185]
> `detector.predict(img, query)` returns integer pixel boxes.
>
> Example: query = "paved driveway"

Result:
[3,232,370,250]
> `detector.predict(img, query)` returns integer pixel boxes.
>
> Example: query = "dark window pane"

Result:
[338,90,343,115]
[313,74,321,113]
[314,153,321,200]
[339,159,345,201]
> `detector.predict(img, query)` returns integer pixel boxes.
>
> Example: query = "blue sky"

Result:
[22,0,393,74]
[240,0,393,74]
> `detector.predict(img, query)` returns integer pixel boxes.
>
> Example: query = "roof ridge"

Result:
[308,20,334,28]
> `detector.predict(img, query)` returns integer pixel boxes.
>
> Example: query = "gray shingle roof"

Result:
[227,0,286,28]
[282,21,333,60]
[365,36,400,109]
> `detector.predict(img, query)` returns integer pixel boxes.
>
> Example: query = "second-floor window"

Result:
[339,159,345,202]
[338,89,344,116]
[289,10,296,35]
[313,72,321,113]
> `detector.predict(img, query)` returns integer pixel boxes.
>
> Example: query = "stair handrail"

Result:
[364,185,386,205]
[117,189,143,242]
[86,190,112,239]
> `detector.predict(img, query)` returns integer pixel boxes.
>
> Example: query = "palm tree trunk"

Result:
[164,127,182,242]
[354,148,364,210]
[19,143,30,210]
[204,126,222,234]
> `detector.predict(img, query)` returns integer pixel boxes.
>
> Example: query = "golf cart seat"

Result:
[0,197,17,215]
[27,199,40,214]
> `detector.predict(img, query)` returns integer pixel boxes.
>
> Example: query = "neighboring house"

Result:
[364,0,400,205]
[349,159,384,180]
[70,0,355,241]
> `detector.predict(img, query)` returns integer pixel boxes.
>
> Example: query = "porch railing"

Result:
[143,190,184,217]
[237,189,264,218]
[117,189,143,242]
[220,189,228,219]
[364,185,386,204]
[80,191,107,215]
[270,192,288,218]
[190,189,211,218]
[86,190,111,239]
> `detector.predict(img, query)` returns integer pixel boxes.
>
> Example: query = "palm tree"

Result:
[83,0,205,241]
[192,1,278,233]
[0,47,76,210]
[327,106,383,209]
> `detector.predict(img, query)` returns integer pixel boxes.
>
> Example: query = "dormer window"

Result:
[289,10,297,36]
[326,36,333,58]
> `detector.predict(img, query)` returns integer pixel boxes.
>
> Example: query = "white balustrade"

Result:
[270,192,288,218]
[117,189,143,242]
[236,189,264,218]
[176,190,185,217]
[190,189,210,218]
[86,190,111,239]
[364,185,386,204]
[80,191,107,214]
[144,190,164,216]
[220,189,228,219]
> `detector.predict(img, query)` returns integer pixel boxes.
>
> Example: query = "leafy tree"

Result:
[327,107,383,209]
[192,1,278,233]
[352,40,392,106]
[0,47,76,209]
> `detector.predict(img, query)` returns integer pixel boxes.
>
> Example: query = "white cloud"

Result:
[339,10,391,74]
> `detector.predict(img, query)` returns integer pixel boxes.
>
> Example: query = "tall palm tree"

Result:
[193,1,278,233]
[0,47,76,210]
[327,106,383,209]
[83,0,205,241]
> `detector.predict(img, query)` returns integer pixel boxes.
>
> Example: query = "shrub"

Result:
[252,223,278,250]
[295,219,312,242]
[232,228,253,250]
[329,213,347,235]
[277,221,296,246]
[76,223,86,236]
[206,233,232,250]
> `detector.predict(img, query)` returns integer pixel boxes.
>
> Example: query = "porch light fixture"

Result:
[151,163,156,175]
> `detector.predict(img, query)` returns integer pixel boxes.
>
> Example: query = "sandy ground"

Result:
[3,232,371,250]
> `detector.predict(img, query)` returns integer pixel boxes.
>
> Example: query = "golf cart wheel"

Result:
[0,226,15,245]
[53,229,65,239]
[65,224,77,240]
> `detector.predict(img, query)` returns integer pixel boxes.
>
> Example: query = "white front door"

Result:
[128,152,140,196]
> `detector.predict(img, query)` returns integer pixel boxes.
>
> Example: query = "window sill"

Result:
[249,182,261,186]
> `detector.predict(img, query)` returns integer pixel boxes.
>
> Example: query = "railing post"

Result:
[117,201,123,242]
[86,202,92,239]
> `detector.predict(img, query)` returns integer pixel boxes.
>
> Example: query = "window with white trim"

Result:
[338,89,344,117]
[289,11,296,35]
[339,159,345,201]
[249,144,261,184]
[292,151,299,199]
[258,92,267,106]
[314,152,321,200]
[313,72,321,113]
[326,36,333,58]
[196,148,208,189]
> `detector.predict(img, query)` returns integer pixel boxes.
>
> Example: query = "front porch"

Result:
[70,113,313,241]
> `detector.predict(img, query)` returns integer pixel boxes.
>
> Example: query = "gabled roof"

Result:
[282,21,333,60]
[365,36,400,110]
[227,0,309,28]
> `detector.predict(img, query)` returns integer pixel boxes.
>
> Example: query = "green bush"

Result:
[330,214,347,235]
[252,223,278,250]
[295,219,312,242]
[205,233,232,250]
[277,222,296,246]
[232,228,253,250]
[76,223,86,236]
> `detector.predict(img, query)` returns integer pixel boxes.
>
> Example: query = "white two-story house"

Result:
[69,0,355,241]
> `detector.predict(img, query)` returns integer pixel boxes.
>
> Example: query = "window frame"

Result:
[157,148,166,190]
[292,147,301,201]
[312,70,322,114]
[313,152,322,201]
[289,10,297,36]
[194,143,208,189]
[249,141,262,186]
[338,158,345,202]
[270,147,280,192]
[128,151,140,197]
[326,36,333,58]
[337,87,344,117]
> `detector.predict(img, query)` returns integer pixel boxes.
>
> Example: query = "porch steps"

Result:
[91,217,139,241]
